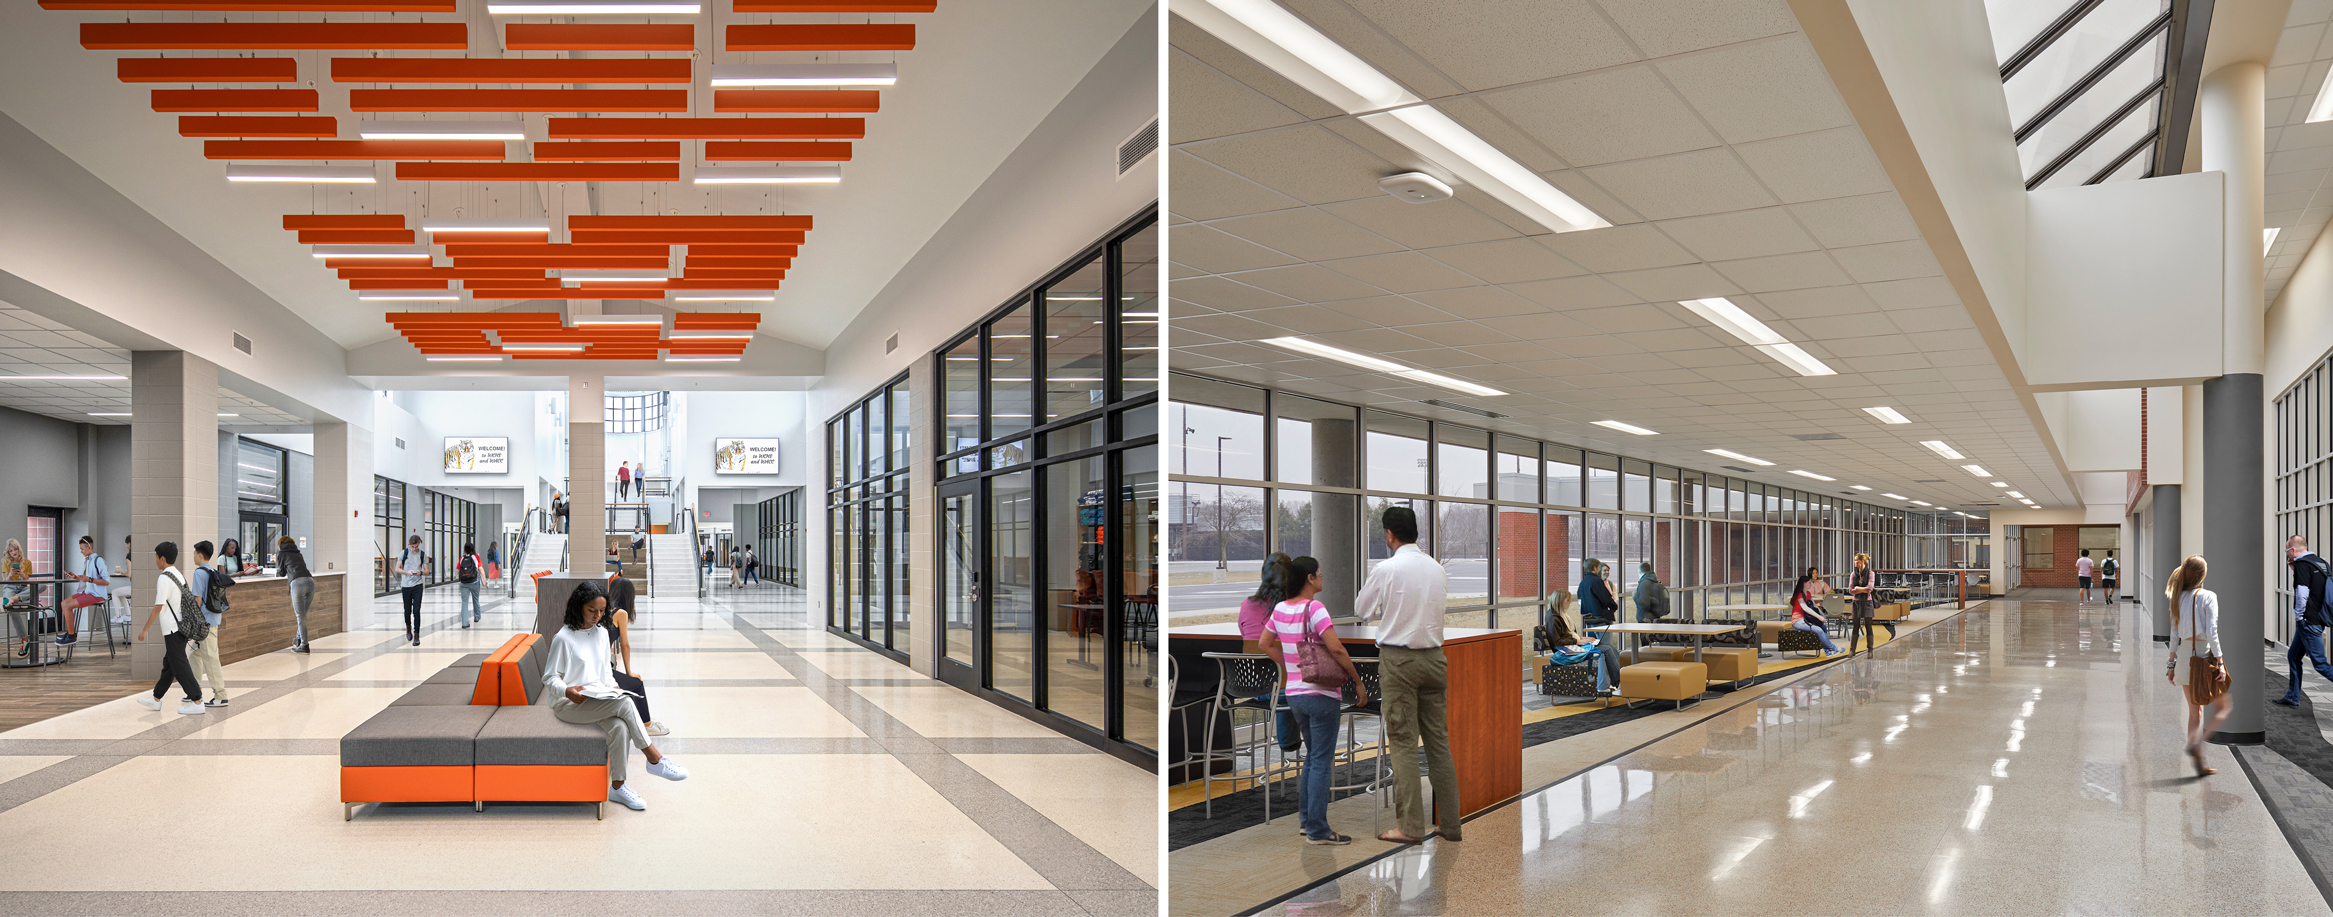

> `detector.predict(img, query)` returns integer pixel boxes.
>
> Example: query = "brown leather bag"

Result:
[2186,652,2228,706]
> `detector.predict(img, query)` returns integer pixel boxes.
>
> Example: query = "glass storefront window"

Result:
[1494,437,1538,503]
[989,469,1036,701]
[1045,455,1108,732]
[1168,483,1265,623]
[1438,500,1489,608]
[1169,376,1264,479]
[1121,444,1158,751]
[989,303,1035,441]
[1436,425,1488,499]
[1120,223,1159,400]
[1274,393,1357,487]
[1547,447,1582,507]
[1044,256,1108,423]
[1366,412,1429,494]
[943,337,981,461]
[1586,453,1619,510]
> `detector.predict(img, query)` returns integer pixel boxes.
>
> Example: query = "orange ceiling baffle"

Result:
[571,230,806,245]
[532,142,682,162]
[120,58,297,83]
[725,24,915,51]
[81,22,469,50]
[427,231,551,245]
[297,229,416,244]
[350,89,690,113]
[703,141,852,161]
[443,243,668,257]
[570,215,813,231]
[44,1,457,10]
[685,243,800,256]
[547,118,864,140]
[449,257,671,268]
[674,313,762,330]
[732,1,935,10]
[339,268,546,280]
[712,90,880,113]
[283,214,405,230]
[180,116,336,137]
[151,89,318,112]
[325,257,440,268]
[684,257,792,269]
[349,279,448,290]
[396,162,678,182]
[206,140,506,160]
[330,57,690,84]
[504,24,694,51]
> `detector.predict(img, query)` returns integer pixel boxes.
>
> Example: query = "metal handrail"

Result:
[691,503,706,600]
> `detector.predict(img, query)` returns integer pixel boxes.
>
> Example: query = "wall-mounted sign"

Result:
[714,438,780,474]
[443,436,509,474]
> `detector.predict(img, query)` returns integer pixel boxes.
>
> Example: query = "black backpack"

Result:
[458,554,479,584]
[200,566,232,620]
[166,568,209,643]
[2303,554,2333,627]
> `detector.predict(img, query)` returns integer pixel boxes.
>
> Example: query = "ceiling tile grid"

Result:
[0,302,304,427]
[2265,0,2333,305]
[1168,0,2071,511]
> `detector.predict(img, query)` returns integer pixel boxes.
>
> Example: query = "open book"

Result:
[576,684,641,701]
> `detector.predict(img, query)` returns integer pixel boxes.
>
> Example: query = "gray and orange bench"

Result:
[340,632,613,820]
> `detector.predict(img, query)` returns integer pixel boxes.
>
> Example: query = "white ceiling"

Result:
[2262,0,2333,305]
[0,301,305,426]
[1167,0,2071,512]
[0,0,1151,353]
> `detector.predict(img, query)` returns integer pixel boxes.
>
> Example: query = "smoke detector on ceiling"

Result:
[1379,172,1453,203]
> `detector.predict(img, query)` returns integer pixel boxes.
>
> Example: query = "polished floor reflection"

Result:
[1265,601,2329,916]
[0,583,1155,916]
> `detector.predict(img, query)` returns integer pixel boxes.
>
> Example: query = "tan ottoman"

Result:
[1694,646,1760,684]
[1628,645,1689,665]
[1620,661,1708,710]
[1756,620,1792,645]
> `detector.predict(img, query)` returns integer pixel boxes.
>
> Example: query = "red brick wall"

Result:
[2020,525,2116,588]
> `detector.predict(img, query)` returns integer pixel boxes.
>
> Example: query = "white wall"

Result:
[2058,389,2141,472]
[2025,173,2226,389]
[679,390,807,507]
[371,390,542,503]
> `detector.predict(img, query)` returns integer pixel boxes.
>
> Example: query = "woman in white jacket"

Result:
[546,580,689,811]
[2166,554,2231,776]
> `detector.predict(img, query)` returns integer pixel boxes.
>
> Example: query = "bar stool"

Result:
[1331,657,1391,835]
[1166,655,1217,790]
[1198,651,1293,820]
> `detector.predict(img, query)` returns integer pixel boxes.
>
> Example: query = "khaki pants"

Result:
[552,694,650,783]
[1380,644,1460,839]
[191,624,227,701]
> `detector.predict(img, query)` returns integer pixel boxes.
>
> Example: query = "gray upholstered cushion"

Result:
[422,667,480,687]
[476,704,606,766]
[340,705,494,767]
[449,653,492,668]
[390,683,477,707]
[517,648,545,705]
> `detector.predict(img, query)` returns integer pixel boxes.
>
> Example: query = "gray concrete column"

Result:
[1313,418,1357,618]
[311,420,373,633]
[129,351,218,681]
[2151,484,2180,642]
[568,374,605,574]
[2200,61,2268,745]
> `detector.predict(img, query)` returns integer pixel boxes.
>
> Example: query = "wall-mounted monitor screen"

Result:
[714,438,780,474]
[443,436,509,474]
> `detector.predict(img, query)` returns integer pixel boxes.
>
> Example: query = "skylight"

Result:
[1983,0,2176,190]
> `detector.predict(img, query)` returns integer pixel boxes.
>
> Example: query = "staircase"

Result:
[649,533,699,599]
[517,533,566,602]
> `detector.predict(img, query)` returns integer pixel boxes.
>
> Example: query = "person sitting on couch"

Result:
[546,580,688,811]
[1544,589,1620,696]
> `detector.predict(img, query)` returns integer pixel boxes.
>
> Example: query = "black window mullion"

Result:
[2083,132,2157,186]
[2001,0,2106,80]
[2027,79,2163,189]
[2012,12,2172,144]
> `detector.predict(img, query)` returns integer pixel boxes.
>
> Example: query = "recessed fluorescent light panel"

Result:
[1919,440,1965,460]
[1677,297,1836,376]
[421,218,550,233]
[1863,406,1910,424]
[487,0,698,12]
[1850,484,1872,491]
[1880,493,1906,500]
[1961,464,1990,476]
[707,63,896,86]
[2006,491,2024,499]
[1171,0,1607,234]
[1992,482,2009,487]
[227,164,374,184]
[1703,448,1774,466]
[1592,420,1657,435]
[1910,500,1932,506]
[2267,227,2283,251]
[1789,470,1836,481]
[2310,65,2333,123]
[1260,336,1506,397]
[360,120,526,141]
[693,166,841,185]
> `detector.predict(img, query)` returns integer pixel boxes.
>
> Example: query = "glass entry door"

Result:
[937,480,979,677]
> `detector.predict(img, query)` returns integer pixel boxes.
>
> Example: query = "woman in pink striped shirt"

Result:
[1264,555,1365,845]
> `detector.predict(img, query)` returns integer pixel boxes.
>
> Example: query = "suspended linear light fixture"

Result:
[227,164,375,184]
[707,63,896,86]
[692,165,841,184]
[360,120,528,141]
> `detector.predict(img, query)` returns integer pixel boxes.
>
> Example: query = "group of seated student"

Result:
[548,578,688,811]
[1539,588,1622,697]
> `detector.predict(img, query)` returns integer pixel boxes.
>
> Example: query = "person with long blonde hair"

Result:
[2166,554,2230,776]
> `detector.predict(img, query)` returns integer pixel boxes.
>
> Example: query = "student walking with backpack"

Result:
[185,541,232,706]
[2100,550,2120,601]
[2278,536,2333,707]
[134,541,205,715]
[456,541,485,629]
[744,545,759,585]
[396,535,427,646]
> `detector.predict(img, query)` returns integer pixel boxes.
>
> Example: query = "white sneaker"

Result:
[645,721,670,737]
[609,784,646,810]
[135,696,161,711]
[645,758,688,781]
[177,702,207,715]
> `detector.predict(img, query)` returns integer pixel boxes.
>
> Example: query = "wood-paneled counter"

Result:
[214,573,345,665]
[1169,622,1524,822]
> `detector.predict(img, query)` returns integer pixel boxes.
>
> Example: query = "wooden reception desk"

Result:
[1168,621,1523,821]
[130,572,346,674]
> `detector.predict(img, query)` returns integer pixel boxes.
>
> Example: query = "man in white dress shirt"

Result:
[1354,505,1460,844]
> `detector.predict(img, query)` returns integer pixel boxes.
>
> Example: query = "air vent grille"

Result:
[1914,479,1946,483]
[1722,466,1756,474]
[1791,432,1845,441]
[885,333,899,354]
[232,332,252,355]
[1418,399,1506,419]
[394,438,405,450]
[1118,117,1159,177]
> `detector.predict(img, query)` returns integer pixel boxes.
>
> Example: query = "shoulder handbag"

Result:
[1292,601,1351,689]
[2182,592,2228,706]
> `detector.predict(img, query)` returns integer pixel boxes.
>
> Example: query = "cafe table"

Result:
[1584,622,1747,664]
[1167,621,1522,821]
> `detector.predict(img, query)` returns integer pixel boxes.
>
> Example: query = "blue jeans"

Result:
[459,581,482,623]
[1286,692,1343,840]
[1588,644,1620,691]
[2286,622,2333,702]
[1793,618,1839,654]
